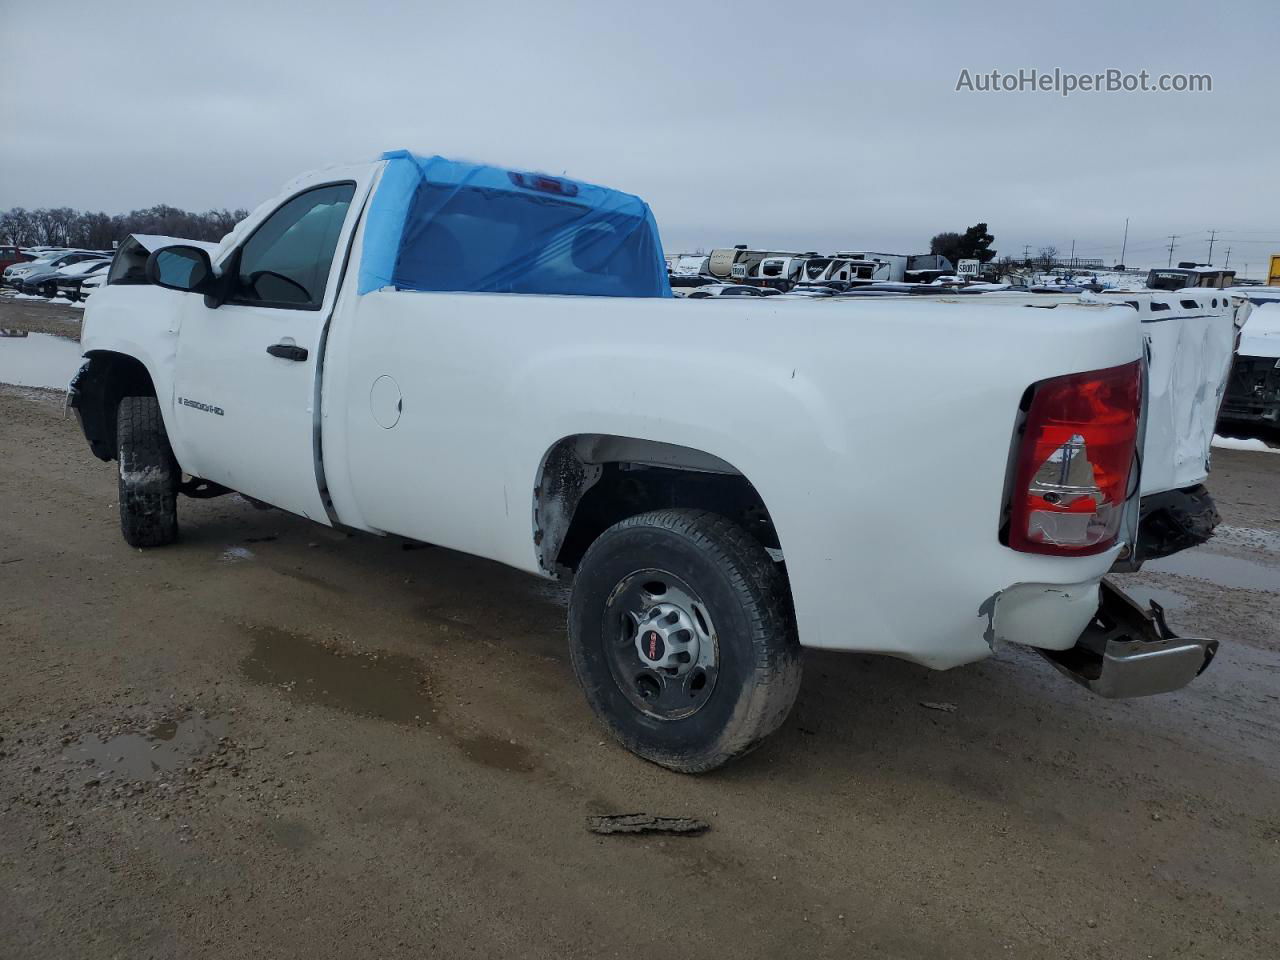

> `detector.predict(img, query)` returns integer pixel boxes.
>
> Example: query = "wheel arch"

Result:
[532,433,784,576]
[70,350,159,461]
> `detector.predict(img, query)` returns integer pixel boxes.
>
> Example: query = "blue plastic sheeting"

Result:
[358,150,671,298]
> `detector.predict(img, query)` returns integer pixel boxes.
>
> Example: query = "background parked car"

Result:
[4,251,61,287]
[668,275,718,290]
[17,254,110,297]
[779,283,840,298]
[4,250,102,288]
[53,259,111,301]
[0,245,35,274]
[684,283,767,298]
[77,272,105,301]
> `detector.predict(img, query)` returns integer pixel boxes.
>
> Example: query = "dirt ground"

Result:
[2,297,1278,959]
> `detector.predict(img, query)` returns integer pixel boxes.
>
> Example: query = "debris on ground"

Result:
[920,701,958,713]
[586,814,710,836]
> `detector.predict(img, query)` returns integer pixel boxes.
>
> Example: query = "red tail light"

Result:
[1008,361,1141,556]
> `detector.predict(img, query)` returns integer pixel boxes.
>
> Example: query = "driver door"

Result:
[171,177,366,522]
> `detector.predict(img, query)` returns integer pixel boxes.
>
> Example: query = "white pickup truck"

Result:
[71,151,1228,772]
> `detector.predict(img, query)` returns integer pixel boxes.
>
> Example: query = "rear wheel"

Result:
[116,396,178,547]
[568,509,801,773]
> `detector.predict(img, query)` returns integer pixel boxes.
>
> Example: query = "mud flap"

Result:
[1039,579,1217,698]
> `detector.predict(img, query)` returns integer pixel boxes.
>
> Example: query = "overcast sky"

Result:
[2,0,1277,272]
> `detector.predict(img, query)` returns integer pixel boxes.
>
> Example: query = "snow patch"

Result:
[1212,435,1280,454]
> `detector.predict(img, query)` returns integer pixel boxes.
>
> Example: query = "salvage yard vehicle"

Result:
[1219,302,1280,442]
[707,246,803,282]
[1146,264,1237,290]
[70,150,1225,772]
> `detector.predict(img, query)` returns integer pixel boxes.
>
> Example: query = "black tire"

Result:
[568,508,801,773]
[116,396,178,548]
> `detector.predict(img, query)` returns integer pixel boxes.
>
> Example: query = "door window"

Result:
[232,182,355,309]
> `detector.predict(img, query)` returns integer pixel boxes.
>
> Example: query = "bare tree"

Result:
[0,207,33,245]
[0,204,250,249]
[1037,245,1059,271]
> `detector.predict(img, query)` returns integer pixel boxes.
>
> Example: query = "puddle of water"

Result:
[61,714,227,781]
[238,625,537,774]
[239,625,432,724]
[0,329,82,389]
[1143,549,1280,593]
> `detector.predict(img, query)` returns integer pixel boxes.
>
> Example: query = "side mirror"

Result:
[146,245,214,295]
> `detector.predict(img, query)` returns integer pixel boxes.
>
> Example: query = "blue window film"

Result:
[358,151,670,298]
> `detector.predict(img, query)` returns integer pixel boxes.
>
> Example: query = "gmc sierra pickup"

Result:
[70,150,1222,771]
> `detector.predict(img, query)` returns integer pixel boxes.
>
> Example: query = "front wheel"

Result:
[568,509,801,773]
[116,396,178,547]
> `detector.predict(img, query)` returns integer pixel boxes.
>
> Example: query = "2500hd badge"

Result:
[178,397,224,416]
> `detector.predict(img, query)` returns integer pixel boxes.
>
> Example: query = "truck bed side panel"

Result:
[321,293,1141,668]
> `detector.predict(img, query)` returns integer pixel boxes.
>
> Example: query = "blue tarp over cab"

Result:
[359,150,671,298]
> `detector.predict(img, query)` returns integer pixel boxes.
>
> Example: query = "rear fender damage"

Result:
[531,435,768,575]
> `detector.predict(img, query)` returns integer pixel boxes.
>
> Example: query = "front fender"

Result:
[79,284,182,459]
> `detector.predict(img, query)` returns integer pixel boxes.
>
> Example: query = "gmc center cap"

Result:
[642,629,666,663]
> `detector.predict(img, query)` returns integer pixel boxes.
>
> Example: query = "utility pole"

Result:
[1119,217,1129,266]
[1022,243,1031,266]
[1069,239,1075,269]
[1224,247,1231,268]
[1166,234,1179,267]
[1206,229,1218,264]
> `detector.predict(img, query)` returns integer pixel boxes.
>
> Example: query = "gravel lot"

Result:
[2,296,1278,959]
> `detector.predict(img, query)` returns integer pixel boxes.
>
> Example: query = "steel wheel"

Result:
[603,569,719,720]
[569,509,802,772]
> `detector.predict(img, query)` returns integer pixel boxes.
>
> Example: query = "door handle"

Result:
[266,343,308,362]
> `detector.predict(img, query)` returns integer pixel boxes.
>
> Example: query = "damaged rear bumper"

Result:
[1038,579,1217,698]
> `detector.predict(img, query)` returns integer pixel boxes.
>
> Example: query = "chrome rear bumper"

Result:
[1039,579,1217,698]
